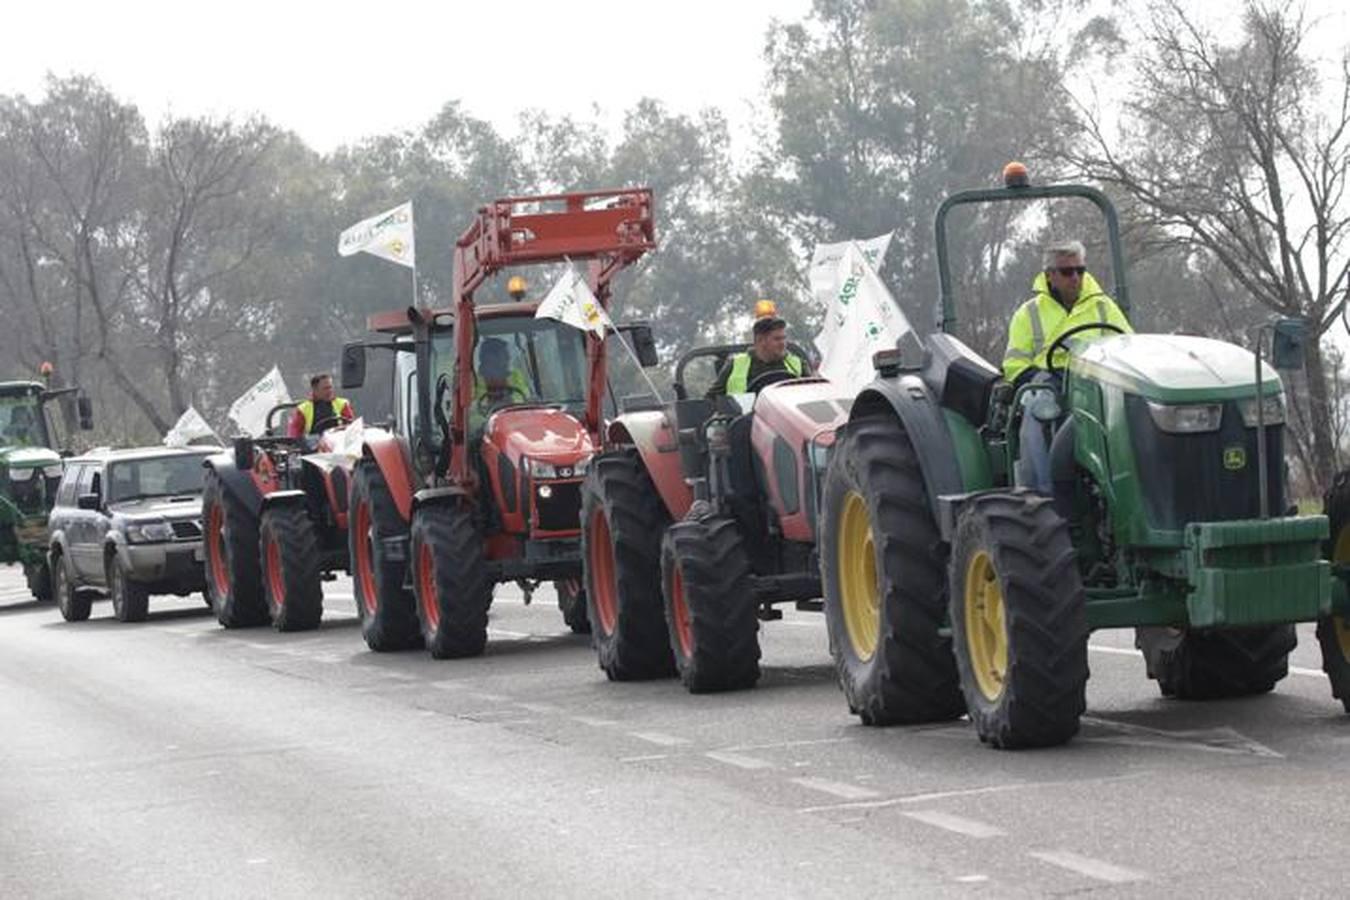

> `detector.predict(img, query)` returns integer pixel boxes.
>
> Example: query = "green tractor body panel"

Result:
[0,382,67,578]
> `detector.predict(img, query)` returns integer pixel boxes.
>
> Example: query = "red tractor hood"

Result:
[483,407,596,466]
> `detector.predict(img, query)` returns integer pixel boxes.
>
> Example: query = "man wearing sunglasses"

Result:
[1002,240,1132,491]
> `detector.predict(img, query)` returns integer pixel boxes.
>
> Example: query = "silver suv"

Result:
[47,446,219,622]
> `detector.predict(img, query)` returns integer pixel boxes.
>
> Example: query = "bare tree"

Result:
[1063,0,1350,490]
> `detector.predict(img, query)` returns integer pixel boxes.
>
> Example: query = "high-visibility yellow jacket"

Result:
[292,397,352,437]
[474,370,531,405]
[724,352,805,394]
[1002,272,1132,384]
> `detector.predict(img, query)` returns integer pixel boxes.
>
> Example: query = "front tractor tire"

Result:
[260,503,323,632]
[580,449,675,681]
[1319,470,1350,712]
[203,469,268,628]
[349,460,421,652]
[410,502,493,659]
[948,493,1089,749]
[660,516,760,693]
[819,416,964,725]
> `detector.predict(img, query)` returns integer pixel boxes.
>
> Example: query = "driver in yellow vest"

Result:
[1003,240,1132,491]
[471,337,532,428]
[706,301,810,397]
[287,372,355,438]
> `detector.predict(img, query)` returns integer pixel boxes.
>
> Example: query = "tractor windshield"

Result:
[475,315,589,408]
[0,390,49,449]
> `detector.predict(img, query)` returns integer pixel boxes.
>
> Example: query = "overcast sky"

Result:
[0,0,811,153]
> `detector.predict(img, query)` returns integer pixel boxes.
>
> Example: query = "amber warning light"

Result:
[1003,161,1030,188]
[753,299,778,319]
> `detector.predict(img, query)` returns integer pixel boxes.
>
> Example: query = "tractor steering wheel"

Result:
[312,415,347,434]
[1044,322,1128,378]
[746,368,798,394]
[476,385,530,415]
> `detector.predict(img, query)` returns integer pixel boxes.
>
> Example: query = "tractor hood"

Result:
[0,446,62,470]
[483,406,595,467]
[1070,334,1282,403]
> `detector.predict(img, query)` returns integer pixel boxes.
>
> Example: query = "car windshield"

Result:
[107,454,212,503]
[0,392,47,448]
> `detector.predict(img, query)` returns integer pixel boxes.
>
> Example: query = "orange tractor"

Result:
[580,340,851,691]
[340,189,658,657]
[202,404,356,630]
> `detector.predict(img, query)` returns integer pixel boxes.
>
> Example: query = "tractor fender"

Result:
[605,410,691,519]
[848,374,963,529]
[204,454,265,520]
[361,431,417,525]
[260,489,307,511]
[411,485,468,514]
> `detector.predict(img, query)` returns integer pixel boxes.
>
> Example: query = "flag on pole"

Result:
[818,242,914,395]
[163,406,219,448]
[226,366,292,438]
[338,201,415,268]
[811,231,893,358]
[536,267,613,337]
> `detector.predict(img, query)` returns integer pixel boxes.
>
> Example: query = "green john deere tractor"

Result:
[819,164,1349,749]
[0,378,93,600]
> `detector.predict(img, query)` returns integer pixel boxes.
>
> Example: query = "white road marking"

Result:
[727,737,853,752]
[902,810,1005,839]
[628,731,690,747]
[571,716,618,727]
[487,628,530,639]
[1029,850,1146,884]
[515,702,561,714]
[620,754,670,763]
[1290,665,1326,678]
[705,750,775,770]
[382,671,417,681]
[1082,717,1283,758]
[796,774,1147,815]
[791,777,881,801]
[1091,642,1327,679]
[954,875,989,884]
[430,680,464,691]
[470,692,510,702]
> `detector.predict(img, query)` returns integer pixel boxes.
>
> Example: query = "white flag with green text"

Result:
[338,201,415,268]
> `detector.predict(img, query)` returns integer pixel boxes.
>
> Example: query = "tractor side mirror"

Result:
[622,322,659,368]
[1271,317,1307,370]
[77,492,100,511]
[233,437,255,472]
[341,343,367,389]
[76,396,94,430]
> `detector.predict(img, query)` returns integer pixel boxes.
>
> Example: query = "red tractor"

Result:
[340,189,658,658]
[581,342,851,691]
[202,404,356,630]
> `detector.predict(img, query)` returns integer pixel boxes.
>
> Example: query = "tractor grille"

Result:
[533,480,582,533]
[1125,396,1285,531]
[171,519,203,540]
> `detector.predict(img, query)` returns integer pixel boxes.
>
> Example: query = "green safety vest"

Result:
[1002,272,1132,383]
[297,397,350,433]
[474,370,531,404]
[726,352,804,394]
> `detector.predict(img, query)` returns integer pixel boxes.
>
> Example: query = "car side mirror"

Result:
[621,322,659,368]
[341,343,367,389]
[76,396,94,430]
[1271,317,1307,370]
[77,492,100,511]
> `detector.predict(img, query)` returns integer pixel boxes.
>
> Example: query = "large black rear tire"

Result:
[949,493,1088,749]
[819,416,965,724]
[580,449,675,680]
[410,502,492,659]
[349,460,421,651]
[1136,625,1295,699]
[660,516,760,693]
[107,553,150,623]
[202,469,268,628]
[1319,469,1350,712]
[260,503,323,632]
[52,551,91,622]
[556,579,591,634]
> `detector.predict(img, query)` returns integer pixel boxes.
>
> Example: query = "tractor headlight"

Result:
[7,467,35,482]
[1238,394,1285,427]
[1146,401,1223,433]
[43,464,64,480]
[570,456,591,477]
[528,459,558,479]
[126,519,175,543]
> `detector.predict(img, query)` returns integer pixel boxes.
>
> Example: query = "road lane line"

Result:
[620,754,670,762]
[629,731,690,747]
[902,810,1005,838]
[791,777,881,801]
[488,628,530,639]
[572,716,618,727]
[796,773,1148,815]
[1289,665,1326,678]
[515,702,561,714]
[430,681,464,691]
[706,750,775,770]
[727,737,853,752]
[1029,850,1146,884]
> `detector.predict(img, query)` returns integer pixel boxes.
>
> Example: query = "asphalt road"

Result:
[3,565,1349,899]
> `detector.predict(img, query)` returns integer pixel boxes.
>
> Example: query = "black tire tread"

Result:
[411,502,493,659]
[53,552,91,622]
[260,503,323,632]
[203,469,268,628]
[661,516,760,693]
[1136,624,1295,700]
[821,416,965,724]
[108,553,150,623]
[350,460,421,652]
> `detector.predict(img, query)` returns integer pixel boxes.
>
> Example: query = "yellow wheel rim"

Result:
[964,550,1008,701]
[837,491,880,662]
[1333,527,1350,659]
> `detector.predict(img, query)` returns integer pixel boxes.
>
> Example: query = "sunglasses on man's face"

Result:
[1051,266,1087,277]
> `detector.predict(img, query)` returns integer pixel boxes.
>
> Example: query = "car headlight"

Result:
[1146,401,1223,434]
[1238,394,1285,427]
[126,520,176,543]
